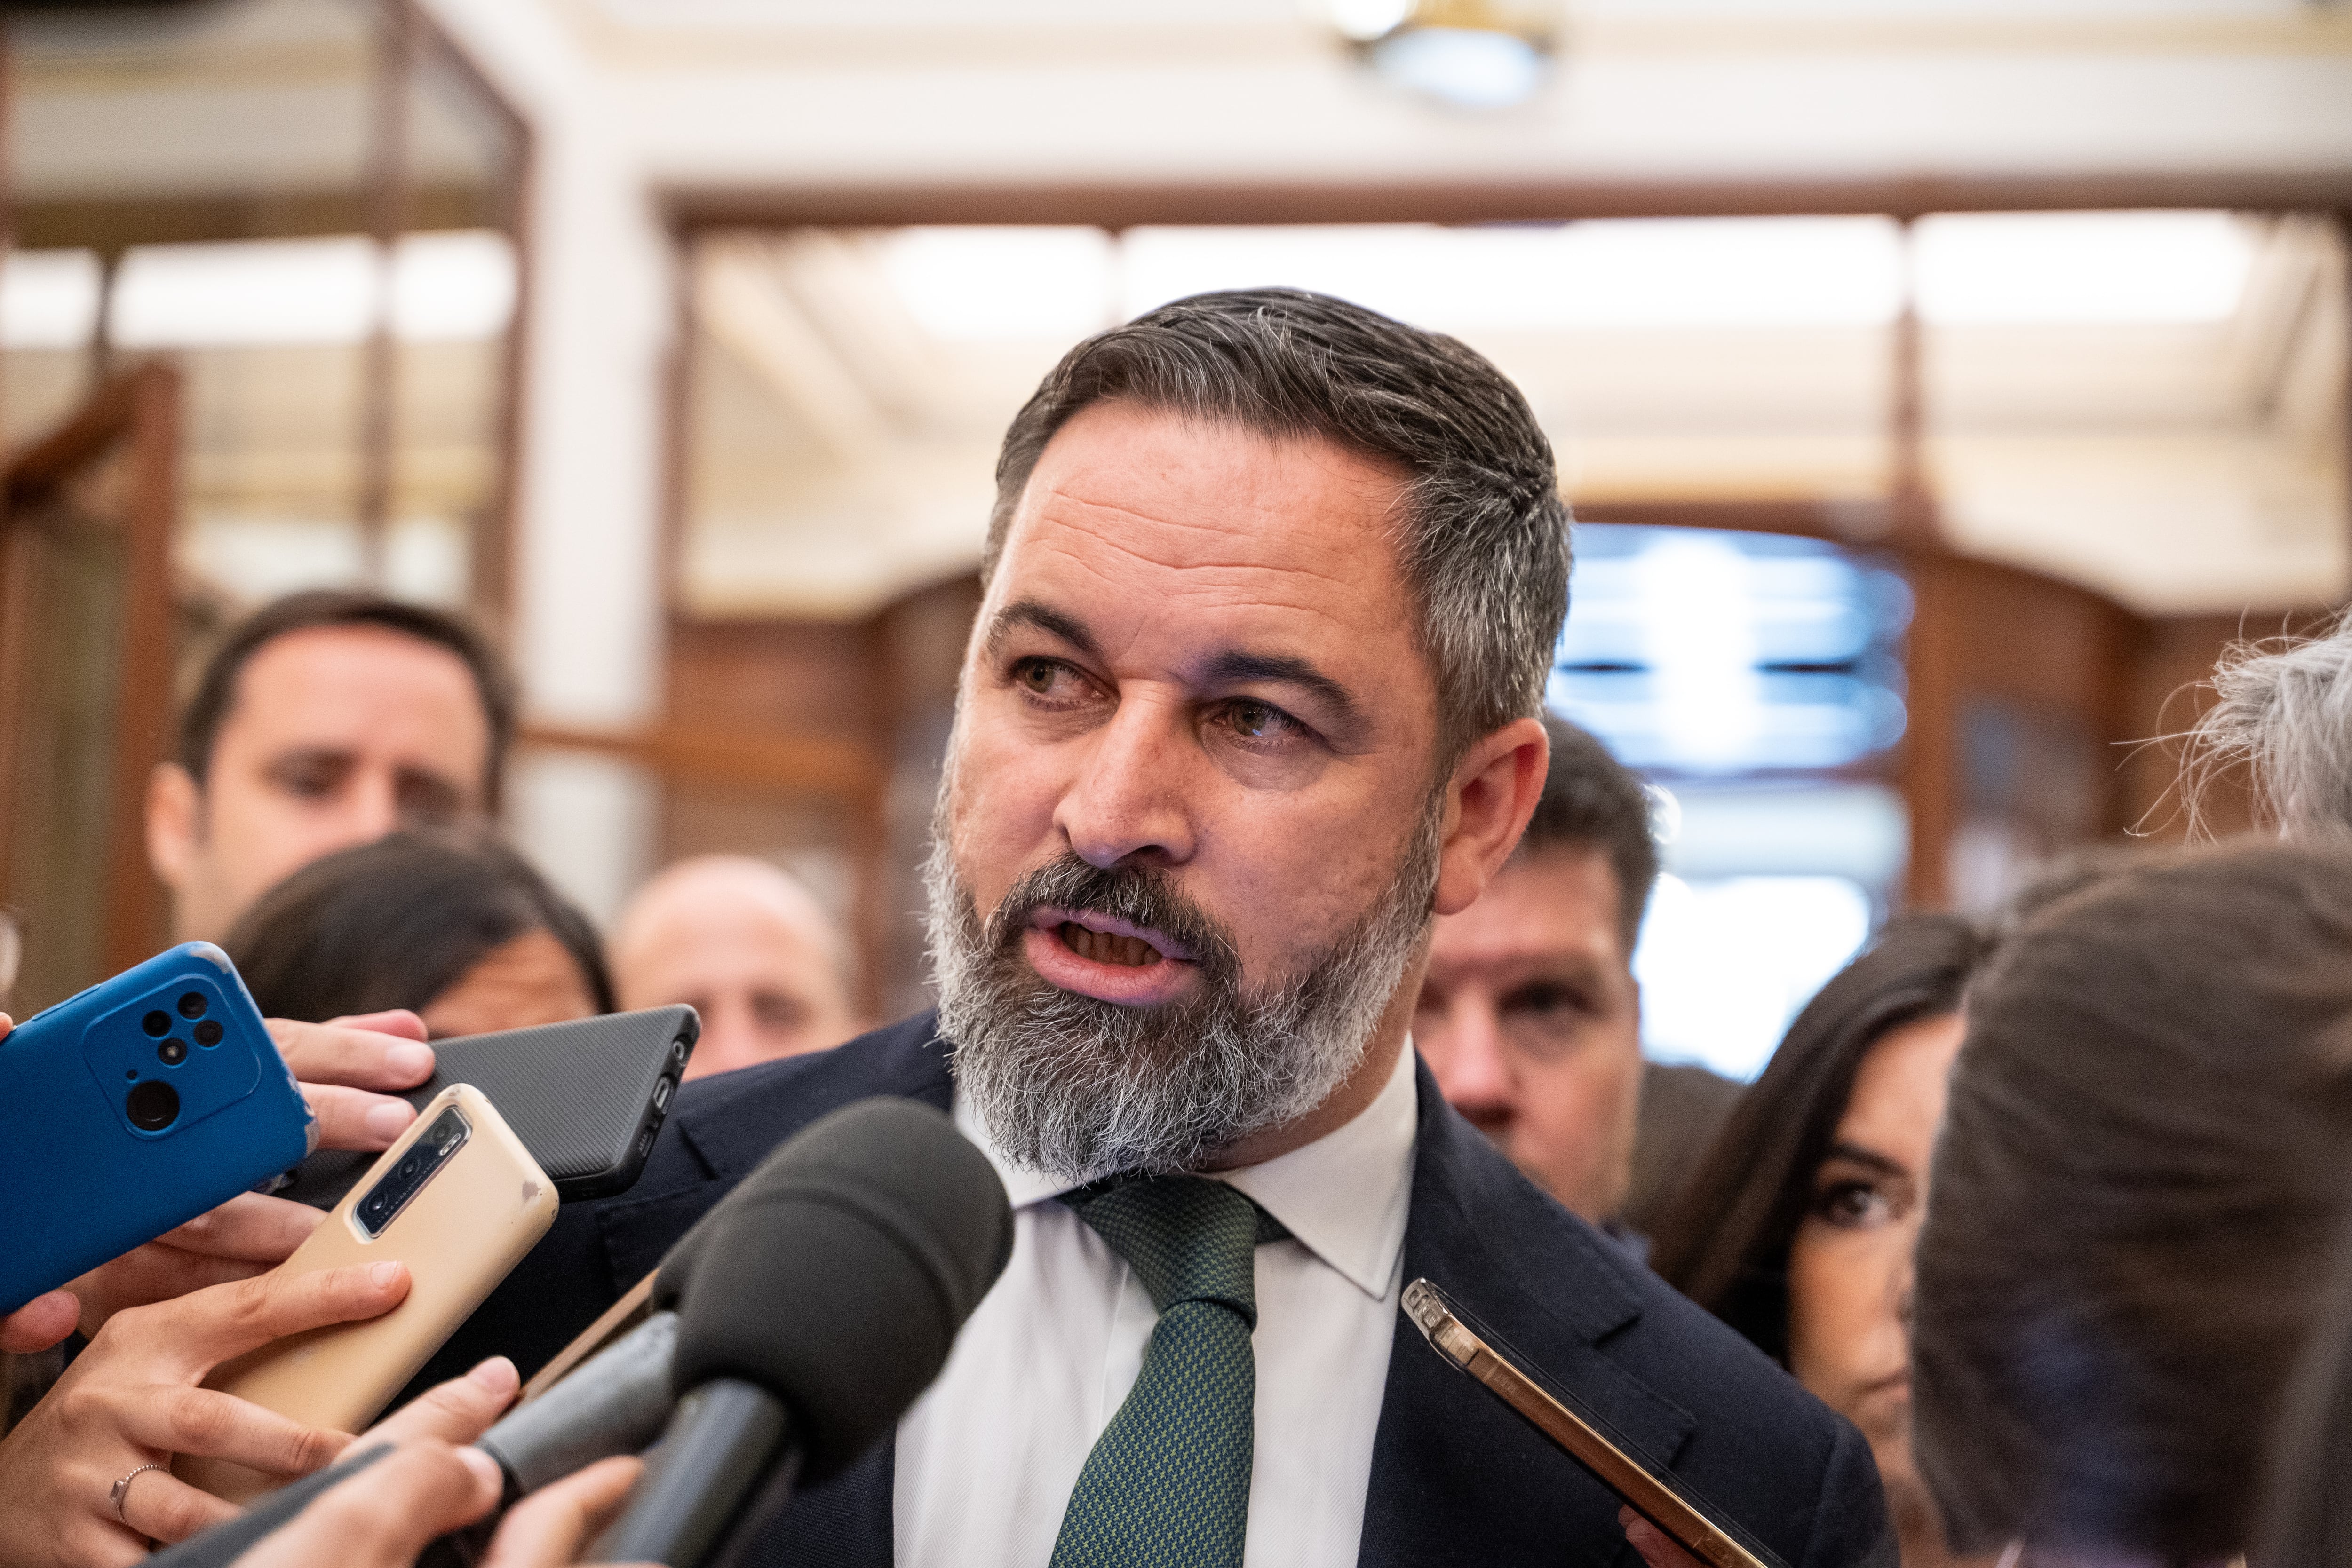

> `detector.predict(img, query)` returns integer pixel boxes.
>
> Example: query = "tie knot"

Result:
[1064,1175,1285,1324]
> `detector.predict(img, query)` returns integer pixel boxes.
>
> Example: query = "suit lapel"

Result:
[1359,1061,1696,1568]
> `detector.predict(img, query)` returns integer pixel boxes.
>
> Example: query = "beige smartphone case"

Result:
[181,1084,557,1501]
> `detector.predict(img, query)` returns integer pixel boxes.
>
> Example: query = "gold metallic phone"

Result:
[182,1085,558,1501]
[1403,1278,1780,1568]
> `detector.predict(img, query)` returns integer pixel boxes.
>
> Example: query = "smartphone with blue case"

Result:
[0,943,314,1312]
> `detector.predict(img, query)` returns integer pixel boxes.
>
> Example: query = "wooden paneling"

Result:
[536,573,984,1015]
[0,365,181,1009]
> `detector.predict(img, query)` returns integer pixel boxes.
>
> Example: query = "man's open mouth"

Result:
[1027,907,1195,970]
[1058,924,1163,967]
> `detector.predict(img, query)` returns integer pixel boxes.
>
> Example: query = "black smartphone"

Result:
[279,1006,699,1209]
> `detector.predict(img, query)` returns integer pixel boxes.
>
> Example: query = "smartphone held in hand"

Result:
[180,1084,557,1502]
[0,943,312,1314]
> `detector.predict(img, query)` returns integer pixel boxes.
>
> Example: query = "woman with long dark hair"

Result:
[1648,915,1996,1568]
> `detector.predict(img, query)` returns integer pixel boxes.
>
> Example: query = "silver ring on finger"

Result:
[110,1464,166,1525]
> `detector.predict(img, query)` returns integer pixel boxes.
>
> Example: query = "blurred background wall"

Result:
[0,0,2345,1076]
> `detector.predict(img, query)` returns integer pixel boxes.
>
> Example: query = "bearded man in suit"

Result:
[429,288,1893,1568]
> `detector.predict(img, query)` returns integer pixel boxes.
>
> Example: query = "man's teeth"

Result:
[1059,923,1161,967]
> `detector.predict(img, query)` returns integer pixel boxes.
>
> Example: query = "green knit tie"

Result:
[1049,1176,1288,1568]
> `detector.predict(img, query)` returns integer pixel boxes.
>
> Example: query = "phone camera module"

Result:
[141,1010,170,1037]
[176,992,208,1020]
[192,1020,223,1047]
[156,1039,188,1066]
[126,1080,180,1132]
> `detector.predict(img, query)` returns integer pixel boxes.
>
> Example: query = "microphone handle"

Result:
[589,1378,796,1568]
[147,1445,395,1568]
[480,1311,679,1495]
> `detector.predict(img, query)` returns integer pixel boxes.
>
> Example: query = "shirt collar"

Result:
[953,1038,1420,1304]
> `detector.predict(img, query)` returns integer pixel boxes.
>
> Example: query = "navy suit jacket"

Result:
[421,1013,1893,1568]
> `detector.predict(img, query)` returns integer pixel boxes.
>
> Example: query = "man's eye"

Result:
[1221,699,1297,742]
[397,775,463,825]
[272,761,343,799]
[1014,658,1081,698]
[1504,982,1582,1020]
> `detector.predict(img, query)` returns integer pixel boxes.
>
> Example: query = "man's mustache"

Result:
[985,855,1240,980]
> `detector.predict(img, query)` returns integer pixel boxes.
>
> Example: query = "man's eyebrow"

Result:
[1201,650,1362,728]
[985,599,1102,663]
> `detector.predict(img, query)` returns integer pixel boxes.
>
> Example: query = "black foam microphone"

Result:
[588,1096,1012,1566]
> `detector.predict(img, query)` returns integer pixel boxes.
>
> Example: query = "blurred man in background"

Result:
[1416,716,1684,1229]
[611,855,863,1078]
[146,590,517,943]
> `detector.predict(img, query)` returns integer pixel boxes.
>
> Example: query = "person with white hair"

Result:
[2185,612,2352,839]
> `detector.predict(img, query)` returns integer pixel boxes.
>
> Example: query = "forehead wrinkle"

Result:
[1025,528,1382,625]
[1034,468,1393,574]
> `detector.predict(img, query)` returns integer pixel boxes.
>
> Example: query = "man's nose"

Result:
[349,768,402,840]
[1056,700,1197,870]
[1427,997,1514,1122]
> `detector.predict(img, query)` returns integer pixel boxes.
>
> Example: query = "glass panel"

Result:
[1551,523,1909,776]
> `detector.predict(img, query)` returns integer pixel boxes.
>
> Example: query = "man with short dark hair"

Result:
[146,590,517,942]
[431,290,1891,1567]
[1415,715,1659,1226]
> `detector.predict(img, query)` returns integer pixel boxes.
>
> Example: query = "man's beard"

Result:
[925,794,1444,1181]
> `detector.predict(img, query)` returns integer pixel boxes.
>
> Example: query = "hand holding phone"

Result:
[0,1005,440,1345]
[0,945,314,1315]
[182,1085,559,1502]
[280,1007,698,1211]
[0,1260,414,1560]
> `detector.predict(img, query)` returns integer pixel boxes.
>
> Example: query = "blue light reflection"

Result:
[1550,525,1909,776]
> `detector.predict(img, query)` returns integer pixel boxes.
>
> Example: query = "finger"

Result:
[0,1288,81,1354]
[365,1358,520,1447]
[68,1241,281,1338]
[481,1455,644,1568]
[158,1193,324,1263]
[121,1465,246,1546]
[229,1442,502,1568]
[302,1083,418,1152]
[324,1010,429,1043]
[112,1384,350,1477]
[143,1261,411,1374]
[269,1017,435,1092]
[1619,1508,1708,1568]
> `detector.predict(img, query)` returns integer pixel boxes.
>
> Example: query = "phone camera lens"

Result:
[156,1039,188,1066]
[126,1080,179,1131]
[177,992,207,1020]
[193,1020,224,1047]
[398,1154,421,1180]
[142,1010,170,1037]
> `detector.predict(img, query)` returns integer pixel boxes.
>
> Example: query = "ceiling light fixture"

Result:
[1329,0,1565,111]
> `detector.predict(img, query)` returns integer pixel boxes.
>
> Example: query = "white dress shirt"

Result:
[894,1040,1421,1568]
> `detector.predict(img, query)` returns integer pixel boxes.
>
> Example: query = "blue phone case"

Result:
[0,943,314,1313]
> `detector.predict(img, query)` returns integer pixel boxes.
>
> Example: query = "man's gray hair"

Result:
[986,288,1571,761]
[2185,612,2352,840]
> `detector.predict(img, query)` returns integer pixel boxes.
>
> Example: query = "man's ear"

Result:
[1432,716,1549,918]
[146,761,203,893]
